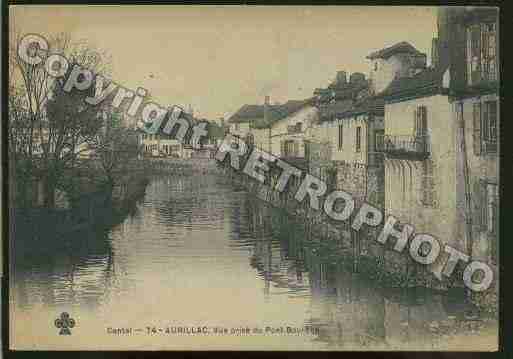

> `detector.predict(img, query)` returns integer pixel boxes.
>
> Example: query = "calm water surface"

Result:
[11,165,498,350]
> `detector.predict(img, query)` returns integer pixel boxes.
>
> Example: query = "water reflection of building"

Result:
[244,201,477,349]
[306,257,464,349]
[244,205,310,298]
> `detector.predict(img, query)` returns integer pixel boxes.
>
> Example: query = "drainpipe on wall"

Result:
[457,101,474,257]
[456,101,474,301]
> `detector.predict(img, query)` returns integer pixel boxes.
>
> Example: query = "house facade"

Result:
[227,96,274,153]
[380,70,455,246]
[440,7,499,265]
[269,99,317,163]
[367,41,428,95]
[227,97,317,161]
[141,133,185,158]
[378,7,499,288]
[309,70,385,206]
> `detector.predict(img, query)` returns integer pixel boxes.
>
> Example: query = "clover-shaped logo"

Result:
[54,312,76,335]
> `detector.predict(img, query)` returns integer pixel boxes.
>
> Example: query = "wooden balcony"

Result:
[377,135,430,161]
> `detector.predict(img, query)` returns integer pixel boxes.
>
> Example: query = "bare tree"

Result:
[87,109,141,189]
[9,27,111,207]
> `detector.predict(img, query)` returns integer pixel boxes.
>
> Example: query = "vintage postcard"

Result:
[7,5,499,351]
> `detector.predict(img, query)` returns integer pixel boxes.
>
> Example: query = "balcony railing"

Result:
[376,134,430,160]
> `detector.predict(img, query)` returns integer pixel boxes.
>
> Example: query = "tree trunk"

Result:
[43,174,56,208]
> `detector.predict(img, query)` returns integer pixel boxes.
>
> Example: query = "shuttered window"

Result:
[478,181,498,263]
[467,22,497,85]
[282,140,296,157]
[482,23,497,82]
[414,106,428,136]
[421,160,435,207]
[355,126,361,153]
[473,102,482,155]
[338,123,343,150]
[473,100,498,155]
[483,101,498,153]
[413,106,428,152]
[467,24,481,85]
[375,129,384,151]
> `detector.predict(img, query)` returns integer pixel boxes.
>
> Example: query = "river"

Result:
[10,163,498,350]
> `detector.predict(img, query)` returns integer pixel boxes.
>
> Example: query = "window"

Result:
[473,100,498,155]
[414,106,428,152]
[374,62,378,71]
[338,123,343,150]
[282,140,295,157]
[467,22,497,85]
[483,101,498,153]
[414,106,428,136]
[293,141,300,157]
[421,160,436,207]
[355,126,361,153]
[375,129,384,151]
[479,181,498,263]
[246,133,254,147]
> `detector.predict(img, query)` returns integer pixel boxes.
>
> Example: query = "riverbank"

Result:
[10,168,498,351]
[217,162,498,317]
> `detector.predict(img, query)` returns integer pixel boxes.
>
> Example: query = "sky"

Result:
[10,5,437,121]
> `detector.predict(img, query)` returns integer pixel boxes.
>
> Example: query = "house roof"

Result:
[229,98,314,129]
[228,105,267,123]
[318,97,384,122]
[318,100,354,121]
[378,67,444,102]
[314,80,369,103]
[207,122,226,139]
[366,41,424,60]
[136,110,199,134]
[343,97,385,117]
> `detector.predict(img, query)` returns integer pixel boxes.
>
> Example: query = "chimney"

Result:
[336,71,347,85]
[431,38,439,68]
[350,72,366,84]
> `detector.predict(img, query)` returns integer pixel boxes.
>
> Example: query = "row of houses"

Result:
[139,111,222,159]
[227,7,499,267]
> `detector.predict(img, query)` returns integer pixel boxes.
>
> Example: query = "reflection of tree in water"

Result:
[11,196,144,310]
[244,200,477,349]
[12,226,114,310]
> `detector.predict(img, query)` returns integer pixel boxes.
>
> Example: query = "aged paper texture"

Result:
[8,5,499,351]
